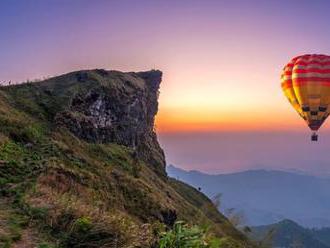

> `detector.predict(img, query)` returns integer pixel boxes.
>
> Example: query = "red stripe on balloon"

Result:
[294,61,330,66]
[293,69,330,74]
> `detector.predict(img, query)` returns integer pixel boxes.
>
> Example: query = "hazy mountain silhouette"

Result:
[167,165,330,227]
[250,219,330,248]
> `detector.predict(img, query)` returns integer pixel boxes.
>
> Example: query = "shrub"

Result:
[218,237,245,248]
[158,221,220,248]
[72,217,92,233]
[61,216,118,248]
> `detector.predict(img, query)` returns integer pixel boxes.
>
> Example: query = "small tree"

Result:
[212,193,222,209]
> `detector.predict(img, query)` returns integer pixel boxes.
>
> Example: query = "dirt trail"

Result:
[11,228,39,248]
[0,198,12,240]
[0,198,39,248]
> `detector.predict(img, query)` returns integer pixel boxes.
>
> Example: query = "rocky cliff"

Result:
[6,69,165,176]
[0,69,254,247]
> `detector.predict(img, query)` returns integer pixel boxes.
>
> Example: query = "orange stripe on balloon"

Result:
[281,81,292,89]
[292,77,330,82]
[292,81,330,87]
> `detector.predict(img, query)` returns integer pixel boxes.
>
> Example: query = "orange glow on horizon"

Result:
[155,106,307,133]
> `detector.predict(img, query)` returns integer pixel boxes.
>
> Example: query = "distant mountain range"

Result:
[250,219,330,248]
[167,165,330,227]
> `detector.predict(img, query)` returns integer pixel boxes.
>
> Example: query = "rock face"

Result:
[10,69,166,174]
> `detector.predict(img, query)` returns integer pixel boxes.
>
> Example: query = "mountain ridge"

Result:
[167,164,321,178]
[167,164,330,228]
[250,219,330,248]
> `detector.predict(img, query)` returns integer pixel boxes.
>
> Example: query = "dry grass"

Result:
[25,168,156,247]
[0,71,256,247]
[11,228,39,248]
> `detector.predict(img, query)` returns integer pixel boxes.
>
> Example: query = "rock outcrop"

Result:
[9,69,166,174]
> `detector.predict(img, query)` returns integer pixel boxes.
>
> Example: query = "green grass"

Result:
[0,127,253,247]
[0,70,256,247]
[158,221,246,248]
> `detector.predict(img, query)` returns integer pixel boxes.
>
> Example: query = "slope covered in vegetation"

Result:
[0,69,253,247]
[250,219,330,248]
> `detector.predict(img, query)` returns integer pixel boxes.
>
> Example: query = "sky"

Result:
[2,0,330,173]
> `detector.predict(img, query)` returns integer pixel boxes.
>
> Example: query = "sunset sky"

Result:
[2,0,330,173]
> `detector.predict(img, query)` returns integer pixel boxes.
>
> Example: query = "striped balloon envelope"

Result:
[281,54,330,141]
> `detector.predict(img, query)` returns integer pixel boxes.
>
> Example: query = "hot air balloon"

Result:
[281,54,330,141]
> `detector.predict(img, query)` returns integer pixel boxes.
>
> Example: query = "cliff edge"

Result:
[0,69,253,247]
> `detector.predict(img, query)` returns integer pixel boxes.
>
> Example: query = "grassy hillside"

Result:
[0,70,254,247]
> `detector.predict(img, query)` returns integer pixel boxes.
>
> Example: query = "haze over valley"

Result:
[167,165,330,228]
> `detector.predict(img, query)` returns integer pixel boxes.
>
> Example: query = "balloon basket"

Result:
[311,133,318,142]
